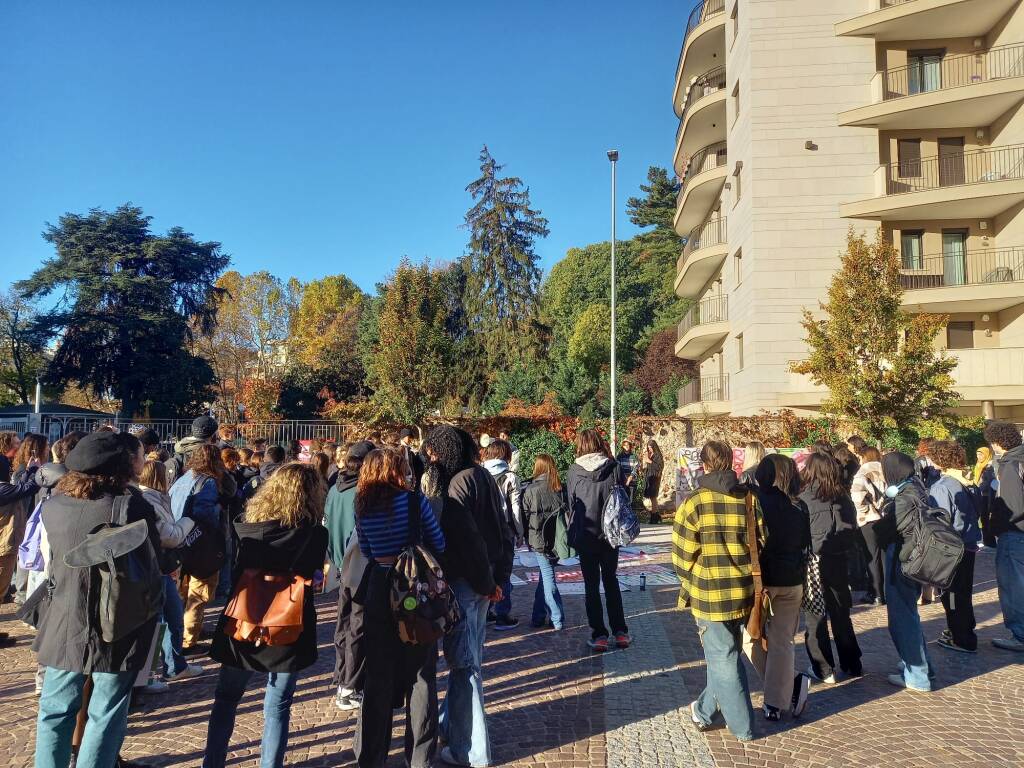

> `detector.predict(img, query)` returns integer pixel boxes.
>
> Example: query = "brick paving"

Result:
[1,526,1021,767]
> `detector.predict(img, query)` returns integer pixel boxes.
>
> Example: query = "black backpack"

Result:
[177,476,227,579]
[899,496,965,590]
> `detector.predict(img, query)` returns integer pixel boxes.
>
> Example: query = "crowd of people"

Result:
[1,413,1022,765]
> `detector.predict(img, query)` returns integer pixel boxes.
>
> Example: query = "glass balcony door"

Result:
[942,231,967,286]
[908,52,943,95]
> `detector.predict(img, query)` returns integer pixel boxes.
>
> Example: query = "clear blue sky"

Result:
[0,1,682,293]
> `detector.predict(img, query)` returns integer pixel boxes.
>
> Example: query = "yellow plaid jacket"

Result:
[672,485,765,622]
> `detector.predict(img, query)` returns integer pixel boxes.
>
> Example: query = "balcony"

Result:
[840,143,1024,220]
[836,0,1020,42]
[678,374,730,416]
[950,347,1024,406]
[673,66,727,174]
[839,44,1024,129]
[901,247,1024,312]
[675,217,727,298]
[675,294,729,360]
[672,0,726,117]
[674,141,728,234]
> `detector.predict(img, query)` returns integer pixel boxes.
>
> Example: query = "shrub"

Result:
[509,427,575,478]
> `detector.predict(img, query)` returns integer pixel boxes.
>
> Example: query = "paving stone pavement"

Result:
[1,525,1022,767]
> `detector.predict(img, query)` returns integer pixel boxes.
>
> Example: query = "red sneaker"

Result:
[587,636,609,653]
[614,632,632,649]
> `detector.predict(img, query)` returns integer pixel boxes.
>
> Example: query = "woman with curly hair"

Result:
[203,462,328,768]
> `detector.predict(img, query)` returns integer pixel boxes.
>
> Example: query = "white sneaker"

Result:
[805,667,836,685]
[334,690,362,711]
[167,663,204,680]
[143,678,169,694]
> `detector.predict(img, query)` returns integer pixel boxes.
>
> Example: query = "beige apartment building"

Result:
[672,0,1024,422]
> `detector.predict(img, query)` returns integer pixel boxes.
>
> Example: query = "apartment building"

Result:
[672,0,1024,421]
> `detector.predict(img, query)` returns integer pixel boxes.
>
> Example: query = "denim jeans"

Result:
[996,529,1024,642]
[530,552,564,629]
[885,544,934,691]
[36,667,135,768]
[693,617,754,741]
[203,665,298,768]
[162,574,188,676]
[494,578,513,620]
[440,578,491,767]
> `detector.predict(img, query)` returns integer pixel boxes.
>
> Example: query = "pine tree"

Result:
[462,146,549,378]
[791,230,959,441]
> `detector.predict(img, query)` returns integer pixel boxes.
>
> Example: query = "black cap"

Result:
[66,432,129,476]
[135,428,161,447]
[347,441,376,461]
[191,415,218,440]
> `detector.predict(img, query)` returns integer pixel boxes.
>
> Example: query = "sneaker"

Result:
[762,704,781,722]
[887,673,929,692]
[614,632,632,649]
[485,611,497,624]
[167,663,204,681]
[493,616,520,631]
[587,636,609,653]
[805,667,836,685]
[937,636,977,654]
[530,619,555,629]
[992,637,1024,652]
[143,678,169,694]
[859,593,877,605]
[439,745,472,767]
[688,701,712,732]
[940,628,952,640]
[334,689,362,711]
[791,674,810,718]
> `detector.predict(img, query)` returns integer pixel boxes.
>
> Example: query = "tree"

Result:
[791,230,959,441]
[18,205,228,417]
[548,358,597,416]
[0,291,47,405]
[567,303,612,376]
[482,360,545,415]
[633,327,695,396]
[462,146,549,377]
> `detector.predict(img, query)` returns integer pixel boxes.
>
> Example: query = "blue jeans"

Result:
[693,617,754,741]
[530,552,564,629]
[996,530,1024,642]
[440,579,491,767]
[162,574,187,676]
[494,578,513,619]
[885,544,934,691]
[203,665,298,768]
[36,668,135,768]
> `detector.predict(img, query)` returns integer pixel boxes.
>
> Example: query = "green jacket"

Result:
[324,482,357,569]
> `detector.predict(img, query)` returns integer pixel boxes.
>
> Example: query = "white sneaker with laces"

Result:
[167,663,204,680]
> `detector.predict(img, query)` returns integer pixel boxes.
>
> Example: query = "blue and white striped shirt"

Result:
[356,491,445,560]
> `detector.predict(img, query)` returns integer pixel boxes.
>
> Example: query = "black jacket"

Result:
[991,445,1024,537]
[34,462,67,507]
[522,474,566,554]
[211,518,328,673]
[243,461,283,500]
[756,487,810,587]
[33,489,161,674]
[439,496,498,598]
[799,483,857,557]
[446,465,513,587]
[566,455,623,554]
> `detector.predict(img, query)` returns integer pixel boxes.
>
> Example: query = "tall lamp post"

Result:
[607,149,619,450]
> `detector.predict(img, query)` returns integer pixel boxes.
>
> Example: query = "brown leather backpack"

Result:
[223,569,311,647]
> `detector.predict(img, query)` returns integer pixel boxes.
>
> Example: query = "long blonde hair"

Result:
[742,441,766,472]
[246,462,326,528]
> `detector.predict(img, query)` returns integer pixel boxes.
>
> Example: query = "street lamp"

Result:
[607,149,619,450]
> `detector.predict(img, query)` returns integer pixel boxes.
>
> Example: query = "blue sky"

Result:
[0,1,682,293]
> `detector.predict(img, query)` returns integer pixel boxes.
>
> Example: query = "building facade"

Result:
[672,0,1024,421]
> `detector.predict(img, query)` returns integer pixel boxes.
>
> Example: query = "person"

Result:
[243,444,286,499]
[248,437,269,454]
[33,432,161,768]
[522,453,566,630]
[285,439,302,462]
[25,434,81,600]
[673,439,762,741]
[832,446,860,489]
[129,427,162,460]
[325,441,374,711]
[11,433,48,603]
[925,440,982,653]
[973,445,997,548]
[352,449,444,768]
[0,431,38,604]
[799,452,862,683]
[166,415,221,484]
[497,430,520,474]
[847,435,868,456]
[915,438,941,488]
[616,440,639,495]
[482,439,523,631]
[327,444,345,488]
[983,420,1024,652]
[739,441,766,487]
[641,439,665,522]
[851,446,887,605]
[566,428,629,652]
[310,451,332,483]
[880,451,936,691]
[422,426,507,768]
[398,427,425,491]
[169,444,228,651]
[745,453,811,721]
[202,463,328,768]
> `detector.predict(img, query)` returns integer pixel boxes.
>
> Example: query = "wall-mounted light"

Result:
[980,220,988,230]
[974,38,983,49]
[982,314,991,322]
[976,128,986,140]
[805,140,818,151]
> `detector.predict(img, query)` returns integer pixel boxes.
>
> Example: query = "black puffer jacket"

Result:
[800,483,857,556]
[522,474,566,554]
[566,454,623,554]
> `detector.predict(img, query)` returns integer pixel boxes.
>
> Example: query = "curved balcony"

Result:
[672,0,726,117]
[836,0,1019,42]
[839,44,1024,129]
[675,217,727,299]
[678,374,730,416]
[841,143,1024,220]
[674,141,728,235]
[901,246,1024,313]
[673,66,727,173]
[675,294,729,360]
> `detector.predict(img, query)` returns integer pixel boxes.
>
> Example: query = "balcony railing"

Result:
[884,143,1024,195]
[680,374,730,407]
[678,294,728,337]
[676,66,727,143]
[900,246,1024,290]
[882,44,1024,100]
[674,0,727,85]
[683,216,727,257]
[677,141,728,203]
[880,0,917,6]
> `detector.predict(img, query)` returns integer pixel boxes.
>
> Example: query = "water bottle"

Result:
[640,572,647,591]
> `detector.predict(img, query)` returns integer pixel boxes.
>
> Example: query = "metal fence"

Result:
[900,246,1024,290]
[679,374,729,407]
[883,44,1024,100]
[886,143,1024,194]
[684,216,727,258]
[678,294,728,337]
[677,141,728,204]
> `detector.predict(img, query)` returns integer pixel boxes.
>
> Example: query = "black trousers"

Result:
[333,584,366,691]
[355,565,437,768]
[804,553,862,678]
[579,543,627,639]
[941,549,977,650]
[860,520,887,602]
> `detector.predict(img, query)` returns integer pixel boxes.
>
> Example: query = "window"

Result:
[736,333,745,370]
[900,230,924,269]
[946,321,974,350]
[941,229,968,286]
[733,249,742,285]
[732,161,743,205]
[730,3,738,45]
[732,81,740,121]
[898,139,921,178]
[908,49,945,95]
